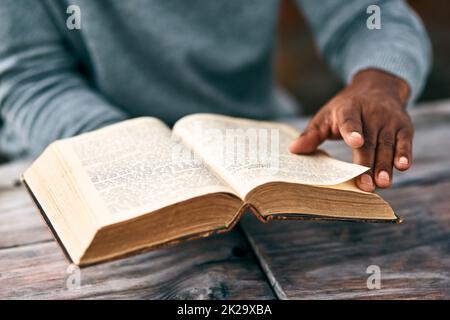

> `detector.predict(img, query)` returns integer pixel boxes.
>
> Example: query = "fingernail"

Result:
[360,174,373,186]
[399,157,408,165]
[378,170,390,182]
[348,132,363,147]
[350,131,362,140]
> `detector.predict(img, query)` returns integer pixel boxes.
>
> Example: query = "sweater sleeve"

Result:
[0,0,126,158]
[296,0,432,103]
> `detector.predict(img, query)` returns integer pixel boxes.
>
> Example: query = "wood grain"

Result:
[240,179,450,299]
[0,159,30,189]
[240,101,450,299]
[1,100,449,299]
[0,221,275,299]
[0,165,275,299]
[0,186,51,249]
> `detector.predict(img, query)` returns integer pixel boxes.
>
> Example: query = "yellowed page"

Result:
[54,117,237,226]
[173,114,369,198]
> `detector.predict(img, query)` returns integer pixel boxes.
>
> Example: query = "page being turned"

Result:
[173,114,369,198]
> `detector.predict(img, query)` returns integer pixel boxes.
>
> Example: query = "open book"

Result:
[22,114,400,266]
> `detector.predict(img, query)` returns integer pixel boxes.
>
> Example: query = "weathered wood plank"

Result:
[243,100,450,299]
[240,180,450,299]
[0,186,51,249]
[0,167,274,299]
[0,231,275,299]
[0,159,30,188]
[1,100,449,249]
[1,99,449,300]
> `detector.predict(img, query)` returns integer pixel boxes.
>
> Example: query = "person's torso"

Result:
[50,0,295,124]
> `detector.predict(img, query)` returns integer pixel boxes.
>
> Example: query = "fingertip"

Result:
[289,139,315,154]
[289,139,301,153]
[357,174,375,192]
[345,131,364,148]
[395,156,410,171]
[375,170,391,188]
[289,134,318,154]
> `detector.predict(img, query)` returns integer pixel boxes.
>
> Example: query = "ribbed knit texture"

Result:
[0,0,431,158]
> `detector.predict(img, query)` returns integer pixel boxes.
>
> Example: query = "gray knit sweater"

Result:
[0,0,431,158]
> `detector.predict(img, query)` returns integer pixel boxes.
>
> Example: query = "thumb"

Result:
[290,123,327,154]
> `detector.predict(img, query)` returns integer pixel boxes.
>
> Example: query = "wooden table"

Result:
[1,100,449,299]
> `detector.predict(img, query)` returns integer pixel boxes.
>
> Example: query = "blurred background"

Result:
[275,0,450,114]
[0,0,448,164]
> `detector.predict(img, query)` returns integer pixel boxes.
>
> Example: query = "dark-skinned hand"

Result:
[290,68,413,192]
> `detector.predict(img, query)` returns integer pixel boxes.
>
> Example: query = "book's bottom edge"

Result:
[265,213,402,224]
[19,181,401,267]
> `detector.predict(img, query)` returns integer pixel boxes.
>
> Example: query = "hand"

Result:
[289,68,413,192]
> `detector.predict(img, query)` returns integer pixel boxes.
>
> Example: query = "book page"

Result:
[55,117,237,225]
[173,114,369,198]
